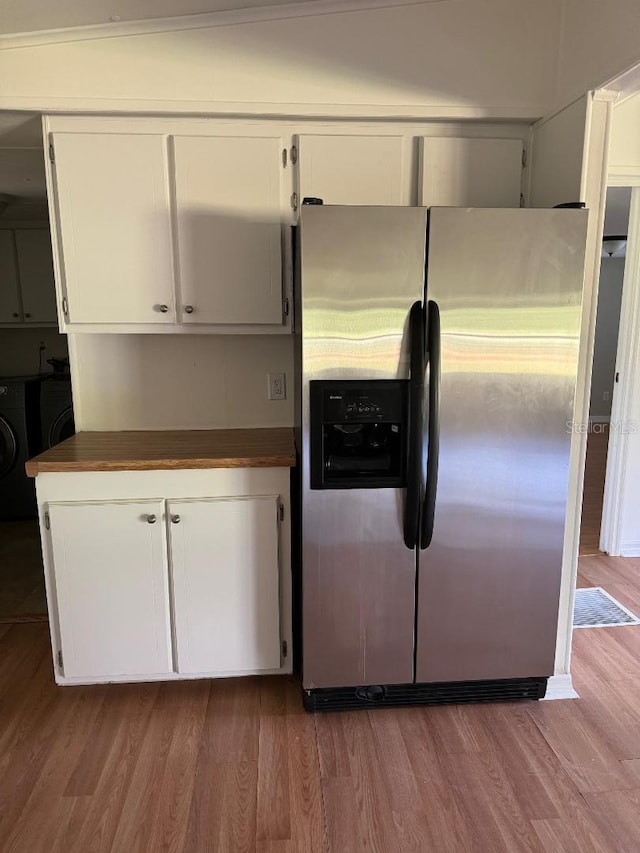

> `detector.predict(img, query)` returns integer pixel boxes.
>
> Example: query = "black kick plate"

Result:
[303,677,548,712]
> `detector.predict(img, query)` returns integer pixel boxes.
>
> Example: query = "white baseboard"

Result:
[620,542,640,557]
[542,674,579,700]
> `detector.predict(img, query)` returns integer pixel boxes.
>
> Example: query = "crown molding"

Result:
[0,95,544,122]
[599,59,640,104]
[0,0,446,51]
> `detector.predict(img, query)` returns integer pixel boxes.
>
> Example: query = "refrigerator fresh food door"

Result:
[300,206,427,689]
[416,207,588,682]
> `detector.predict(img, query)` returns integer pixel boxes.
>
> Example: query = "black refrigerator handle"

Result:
[421,300,440,550]
[403,301,425,549]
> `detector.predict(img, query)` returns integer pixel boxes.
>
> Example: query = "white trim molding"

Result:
[542,674,579,701]
[589,415,611,424]
[600,186,640,555]
[599,59,640,105]
[0,95,545,123]
[0,0,445,51]
[609,166,640,185]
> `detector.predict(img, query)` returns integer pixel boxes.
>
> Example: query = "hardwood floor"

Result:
[0,520,48,623]
[1,555,640,852]
[579,426,610,556]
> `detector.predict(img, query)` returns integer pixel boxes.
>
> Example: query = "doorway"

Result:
[579,187,631,555]
[0,114,74,624]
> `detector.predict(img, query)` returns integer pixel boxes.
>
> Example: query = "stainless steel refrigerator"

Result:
[296,205,588,711]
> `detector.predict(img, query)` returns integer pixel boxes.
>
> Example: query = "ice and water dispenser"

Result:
[309,380,407,489]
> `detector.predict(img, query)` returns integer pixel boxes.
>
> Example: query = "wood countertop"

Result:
[26,428,296,477]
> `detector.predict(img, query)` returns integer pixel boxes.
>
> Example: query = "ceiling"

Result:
[0,113,42,147]
[0,0,321,36]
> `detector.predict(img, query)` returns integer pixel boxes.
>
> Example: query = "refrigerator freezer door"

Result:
[300,206,427,689]
[416,208,588,682]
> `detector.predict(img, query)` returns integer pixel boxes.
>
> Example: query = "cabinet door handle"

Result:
[146,514,157,524]
[184,305,194,314]
[171,514,181,524]
[157,304,169,313]
[24,313,31,319]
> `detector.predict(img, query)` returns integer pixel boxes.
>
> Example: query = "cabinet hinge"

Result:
[44,511,50,530]
[291,192,298,212]
[283,298,290,318]
[615,372,620,383]
[49,142,55,164]
[290,145,298,165]
[57,650,63,669]
[282,148,287,168]
[281,640,288,658]
[279,503,284,522]
[520,193,525,208]
[61,297,69,317]
[521,147,527,168]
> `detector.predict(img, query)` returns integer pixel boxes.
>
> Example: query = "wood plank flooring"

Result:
[579,427,609,556]
[1,554,640,852]
[0,520,48,623]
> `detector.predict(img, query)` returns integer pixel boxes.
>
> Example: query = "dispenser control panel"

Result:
[323,385,404,423]
[309,380,408,490]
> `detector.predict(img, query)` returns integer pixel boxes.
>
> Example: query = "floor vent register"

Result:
[573,587,640,628]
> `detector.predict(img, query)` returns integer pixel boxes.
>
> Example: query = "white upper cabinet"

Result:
[0,231,21,323]
[48,499,173,679]
[14,229,57,323]
[420,137,524,208]
[172,135,285,325]
[44,117,530,333]
[51,132,175,324]
[168,495,281,675]
[296,134,407,205]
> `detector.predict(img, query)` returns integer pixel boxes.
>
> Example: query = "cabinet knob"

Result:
[146,514,157,524]
[157,304,169,313]
[25,313,31,318]
[12,312,19,318]
[184,305,194,314]
[171,514,181,524]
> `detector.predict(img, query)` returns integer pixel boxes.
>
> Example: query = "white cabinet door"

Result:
[49,500,173,679]
[297,134,407,205]
[172,135,284,325]
[0,231,21,323]
[14,229,57,323]
[419,137,523,207]
[168,496,281,674]
[52,133,175,324]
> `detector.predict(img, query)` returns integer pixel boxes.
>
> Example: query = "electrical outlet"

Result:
[603,391,610,401]
[268,372,286,400]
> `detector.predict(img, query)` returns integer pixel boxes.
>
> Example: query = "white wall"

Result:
[69,334,293,431]
[0,1,560,118]
[528,96,588,208]
[0,327,68,376]
[555,0,640,108]
[608,183,640,556]
[609,94,640,174]
[602,104,640,556]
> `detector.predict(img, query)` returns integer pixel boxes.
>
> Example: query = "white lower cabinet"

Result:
[169,496,281,674]
[39,469,291,685]
[48,500,173,679]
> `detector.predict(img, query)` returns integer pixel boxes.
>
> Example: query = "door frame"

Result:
[600,181,640,555]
